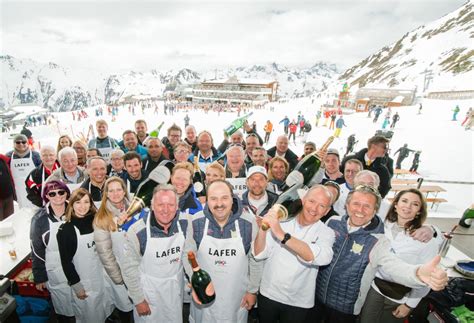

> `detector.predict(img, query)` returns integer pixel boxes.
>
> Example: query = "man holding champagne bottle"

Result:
[252,185,336,323]
[184,180,262,323]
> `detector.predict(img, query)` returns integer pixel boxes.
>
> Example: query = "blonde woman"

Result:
[94,177,146,322]
[56,135,73,154]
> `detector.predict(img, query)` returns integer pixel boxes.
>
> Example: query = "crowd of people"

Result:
[0,112,451,323]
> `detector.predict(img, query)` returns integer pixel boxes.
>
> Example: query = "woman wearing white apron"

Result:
[121,184,188,323]
[30,180,74,322]
[94,177,145,322]
[8,134,40,208]
[57,188,113,323]
[187,180,260,323]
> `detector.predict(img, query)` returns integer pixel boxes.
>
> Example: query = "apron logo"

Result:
[214,260,227,266]
[156,246,181,258]
[351,241,364,255]
[87,241,96,249]
[208,248,237,257]
[169,257,180,264]
[14,163,32,167]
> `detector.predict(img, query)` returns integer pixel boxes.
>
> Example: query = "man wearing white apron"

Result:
[193,132,222,172]
[122,184,188,322]
[46,147,87,193]
[7,134,41,208]
[184,180,262,323]
[88,119,118,163]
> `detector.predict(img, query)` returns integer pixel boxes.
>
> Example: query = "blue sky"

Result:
[0,0,467,72]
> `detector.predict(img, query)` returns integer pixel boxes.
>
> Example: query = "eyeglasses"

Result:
[15,141,27,145]
[175,149,190,154]
[48,190,66,198]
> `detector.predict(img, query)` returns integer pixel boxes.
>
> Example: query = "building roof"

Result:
[390,96,405,103]
[203,76,276,85]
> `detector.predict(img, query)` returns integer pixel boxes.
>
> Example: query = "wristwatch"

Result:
[281,233,291,245]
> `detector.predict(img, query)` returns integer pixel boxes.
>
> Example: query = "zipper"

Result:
[322,233,349,303]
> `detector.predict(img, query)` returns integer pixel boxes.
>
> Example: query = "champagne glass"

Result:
[261,204,288,231]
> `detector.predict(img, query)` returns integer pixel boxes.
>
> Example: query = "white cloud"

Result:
[0,0,467,73]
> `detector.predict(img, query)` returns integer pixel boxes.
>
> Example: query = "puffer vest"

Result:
[316,215,384,314]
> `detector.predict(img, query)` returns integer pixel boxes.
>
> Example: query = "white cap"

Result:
[246,166,268,179]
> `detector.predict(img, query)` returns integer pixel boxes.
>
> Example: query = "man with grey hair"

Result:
[313,185,448,323]
[121,184,189,321]
[225,145,247,178]
[25,145,60,207]
[47,147,87,192]
[7,134,41,208]
[184,125,197,151]
[253,185,335,322]
[80,156,108,207]
[108,149,126,177]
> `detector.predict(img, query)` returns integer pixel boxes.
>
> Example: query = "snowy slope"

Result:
[340,1,474,92]
[1,96,471,219]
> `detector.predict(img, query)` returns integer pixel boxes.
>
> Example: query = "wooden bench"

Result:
[387,197,448,211]
[394,169,412,177]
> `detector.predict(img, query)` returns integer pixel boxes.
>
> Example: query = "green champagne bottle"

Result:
[149,121,165,138]
[188,251,215,304]
[224,112,253,137]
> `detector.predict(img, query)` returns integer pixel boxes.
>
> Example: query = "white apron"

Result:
[66,182,82,194]
[89,182,103,209]
[72,228,113,323]
[102,229,134,312]
[45,218,74,317]
[197,152,213,173]
[95,138,114,163]
[190,219,248,323]
[10,153,36,208]
[134,214,185,323]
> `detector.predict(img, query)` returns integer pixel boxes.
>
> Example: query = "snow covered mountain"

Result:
[0,55,105,112]
[340,1,473,92]
[1,56,339,111]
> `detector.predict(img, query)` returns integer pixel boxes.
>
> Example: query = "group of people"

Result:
[0,115,450,323]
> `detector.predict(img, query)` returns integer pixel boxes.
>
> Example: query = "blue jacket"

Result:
[279,117,290,127]
[335,118,346,129]
[118,142,148,160]
[316,214,384,315]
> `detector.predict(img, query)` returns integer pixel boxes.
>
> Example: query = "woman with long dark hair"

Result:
[57,188,112,322]
[360,188,438,323]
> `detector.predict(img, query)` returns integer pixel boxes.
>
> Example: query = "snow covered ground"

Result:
[1,97,472,219]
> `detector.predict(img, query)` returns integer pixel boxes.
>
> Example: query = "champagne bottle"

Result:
[149,121,165,138]
[224,112,253,137]
[193,156,204,193]
[459,207,474,228]
[188,251,215,304]
[294,136,335,185]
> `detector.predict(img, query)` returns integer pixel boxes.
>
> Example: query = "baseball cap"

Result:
[246,166,268,179]
[326,148,340,157]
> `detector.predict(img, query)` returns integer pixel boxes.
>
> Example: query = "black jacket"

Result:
[341,148,392,198]
[267,146,299,171]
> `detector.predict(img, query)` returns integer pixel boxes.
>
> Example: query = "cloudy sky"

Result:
[0,0,467,73]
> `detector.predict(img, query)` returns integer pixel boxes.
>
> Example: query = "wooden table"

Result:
[391,178,418,185]
[391,184,446,197]
[394,169,412,177]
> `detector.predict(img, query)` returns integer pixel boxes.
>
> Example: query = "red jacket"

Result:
[289,123,298,133]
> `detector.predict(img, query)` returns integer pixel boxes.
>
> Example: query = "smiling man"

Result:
[80,156,108,207]
[253,185,335,323]
[184,180,261,323]
[313,185,448,323]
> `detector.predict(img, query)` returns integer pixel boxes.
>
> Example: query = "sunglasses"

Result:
[48,190,67,198]
[15,141,27,144]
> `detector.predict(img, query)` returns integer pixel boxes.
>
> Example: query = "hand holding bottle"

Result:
[261,207,285,240]
[240,292,257,310]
